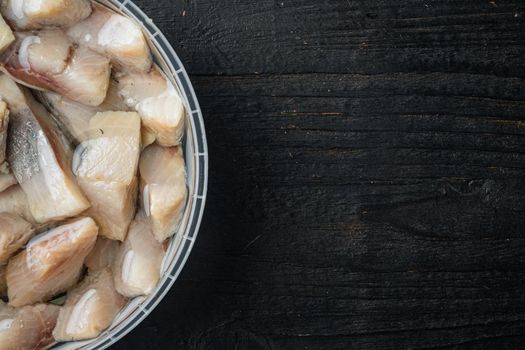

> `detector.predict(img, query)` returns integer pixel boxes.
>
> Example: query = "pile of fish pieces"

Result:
[0,0,188,348]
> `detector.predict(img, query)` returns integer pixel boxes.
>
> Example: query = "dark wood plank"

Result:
[137,0,525,76]
[114,0,525,349]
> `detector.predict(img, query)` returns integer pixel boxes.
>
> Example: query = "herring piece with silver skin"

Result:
[0,74,90,223]
[113,216,165,297]
[68,3,151,73]
[53,268,126,342]
[38,80,130,143]
[6,217,98,307]
[74,111,141,241]
[140,144,187,242]
[0,29,111,106]
[118,67,185,147]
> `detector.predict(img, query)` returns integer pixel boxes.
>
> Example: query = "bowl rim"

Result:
[50,1,208,349]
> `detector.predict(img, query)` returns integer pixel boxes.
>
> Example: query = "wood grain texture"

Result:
[114,1,525,349]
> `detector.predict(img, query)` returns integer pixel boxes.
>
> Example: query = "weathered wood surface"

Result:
[115,1,525,349]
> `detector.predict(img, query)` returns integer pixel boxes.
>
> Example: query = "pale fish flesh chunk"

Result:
[0,74,90,223]
[140,145,187,242]
[0,30,111,106]
[77,179,138,242]
[0,172,16,192]
[85,237,120,272]
[53,268,126,341]
[0,213,33,265]
[0,101,9,171]
[68,3,151,73]
[113,217,165,297]
[36,80,132,144]
[74,111,141,241]
[1,0,92,30]
[0,301,60,350]
[0,186,35,223]
[6,217,98,307]
[0,14,13,60]
[118,67,185,146]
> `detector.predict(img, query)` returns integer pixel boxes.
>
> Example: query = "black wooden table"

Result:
[115,1,525,349]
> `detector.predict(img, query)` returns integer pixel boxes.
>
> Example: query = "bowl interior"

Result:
[49,1,208,349]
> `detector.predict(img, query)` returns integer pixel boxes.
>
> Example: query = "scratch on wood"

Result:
[279,112,343,117]
[243,234,263,251]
